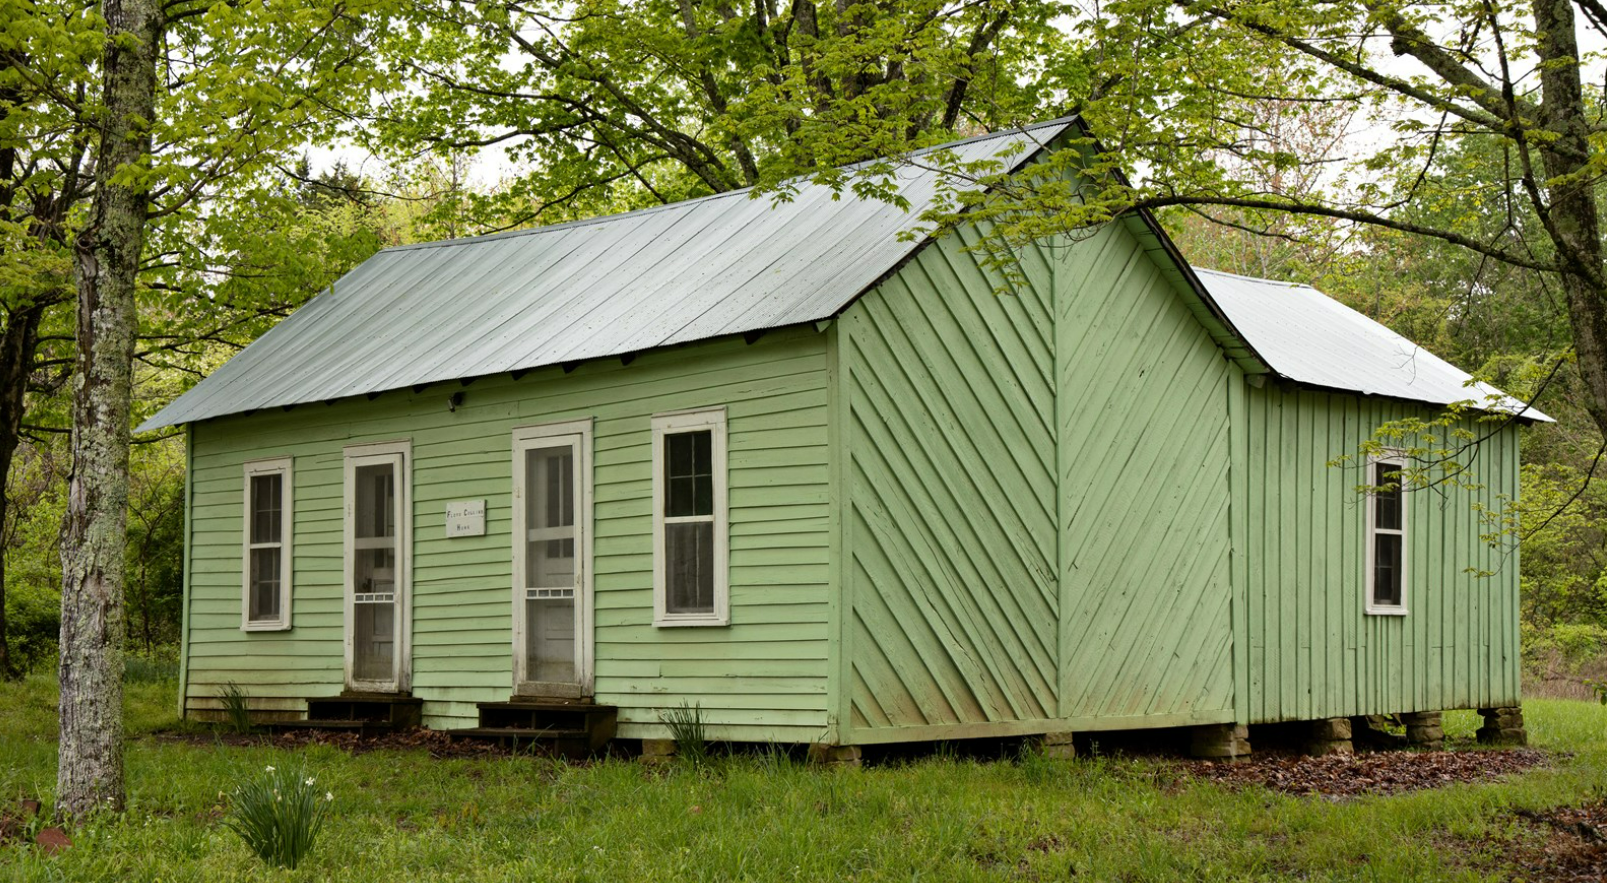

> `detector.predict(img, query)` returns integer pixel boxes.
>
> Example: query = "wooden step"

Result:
[305,693,422,728]
[446,725,597,758]
[263,718,400,738]
[478,701,614,729]
[462,699,618,756]
[263,692,423,736]
[448,726,588,739]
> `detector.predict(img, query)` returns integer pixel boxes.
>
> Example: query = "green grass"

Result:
[1,674,1603,882]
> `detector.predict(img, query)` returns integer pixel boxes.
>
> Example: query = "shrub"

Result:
[224,763,334,869]
[658,701,709,766]
[1522,622,1607,700]
[3,579,60,674]
[217,682,253,734]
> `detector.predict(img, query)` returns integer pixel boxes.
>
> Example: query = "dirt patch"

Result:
[153,725,610,760]
[267,727,515,758]
[1178,747,1550,798]
[0,799,70,855]
[1500,801,1607,882]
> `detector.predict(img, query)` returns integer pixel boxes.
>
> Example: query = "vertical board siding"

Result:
[185,330,832,740]
[842,230,1061,735]
[1055,226,1237,723]
[1236,384,1522,722]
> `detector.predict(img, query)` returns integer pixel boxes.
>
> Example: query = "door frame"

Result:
[342,439,412,693]
[510,419,594,698]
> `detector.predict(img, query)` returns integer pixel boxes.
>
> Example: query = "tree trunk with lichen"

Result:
[57,0,161,817]
[1530,0,1607,443]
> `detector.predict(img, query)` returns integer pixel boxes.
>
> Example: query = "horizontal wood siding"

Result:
[1236,384,1523,722]
[1055,225,1237,724]
[841,229,1060,739]
[185,330,831,741]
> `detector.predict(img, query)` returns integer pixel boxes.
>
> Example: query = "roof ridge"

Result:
[384,116,1079,254]
[1191,266,1318,290]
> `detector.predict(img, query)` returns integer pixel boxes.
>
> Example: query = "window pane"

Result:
[665,521,714,614]
[250,474,281,544]
[1373,533,1403,606]
[525,446,576,589]
[249,548,280,621]
[664,430,712,517]
[669,432,694,477]
[352,601,394,682]
[1374,462,1402,531]
[355,547,395,594]
[524,596,575,684]
[693,430,711,473]
[355,463,395,539]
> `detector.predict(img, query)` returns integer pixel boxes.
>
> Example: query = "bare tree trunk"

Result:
[57,0,161,817]
[0,302,46,678]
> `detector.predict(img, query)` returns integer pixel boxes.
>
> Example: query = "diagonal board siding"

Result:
[184,329,831,741]
[841,228,1061,735]
[1235,385,1522,722]
[1056,225,1236,725]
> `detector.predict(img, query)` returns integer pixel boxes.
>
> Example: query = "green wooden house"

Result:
[143,118,1546,755]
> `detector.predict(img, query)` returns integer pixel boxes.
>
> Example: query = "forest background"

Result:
[4,0,1605,697]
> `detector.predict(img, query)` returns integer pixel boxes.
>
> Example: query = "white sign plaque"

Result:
[444,500,486,538]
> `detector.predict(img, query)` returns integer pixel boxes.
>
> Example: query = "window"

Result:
[652,408,728,626]
[242,457,292,630]
[1366,455,1407,615]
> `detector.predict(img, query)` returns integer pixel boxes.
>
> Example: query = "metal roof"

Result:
[140,116,1548,432]
[1197,268,1552,422]
[139,119,1078,431]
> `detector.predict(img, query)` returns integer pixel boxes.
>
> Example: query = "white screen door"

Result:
[345,447,408,692]
[513,423,591,697]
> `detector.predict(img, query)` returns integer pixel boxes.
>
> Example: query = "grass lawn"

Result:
[1,675,1604,881]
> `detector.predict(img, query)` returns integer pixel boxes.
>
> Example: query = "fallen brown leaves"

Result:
[267,727,512,759]
[153,725,525,758]
[1504,802,1607,883]
[0,799,71,855]
[1178,747,1550,798]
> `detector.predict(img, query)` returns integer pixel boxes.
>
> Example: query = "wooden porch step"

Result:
[464,699,618,756]
[446,725,597,758]
[305,693,422,726]
[265,692,423,736]
[262,718,401,738]
[448,726,589,739]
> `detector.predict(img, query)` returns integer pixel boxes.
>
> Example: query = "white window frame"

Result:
[651,407,729,627]
[241,456,293,631]
[1365,451,1409,616]
[342,439,413,692]
[511,419,594,697]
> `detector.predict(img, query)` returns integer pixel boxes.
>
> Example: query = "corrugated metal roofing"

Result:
[139,119,1078,431]
[1198,268,1552,422]
[140,115,1549,431]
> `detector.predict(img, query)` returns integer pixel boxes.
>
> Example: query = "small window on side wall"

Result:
[652,408,728,626]
[1366,456,1407,615]
[243,457,293,630]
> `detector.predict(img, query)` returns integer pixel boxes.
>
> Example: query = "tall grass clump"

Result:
[658,701,709,766]
[224,763,334,870]
[217,682,253,734]
[123,649,178,684]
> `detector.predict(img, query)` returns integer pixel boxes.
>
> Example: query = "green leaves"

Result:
[224,762,336,869]
[363,0,1076,228]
